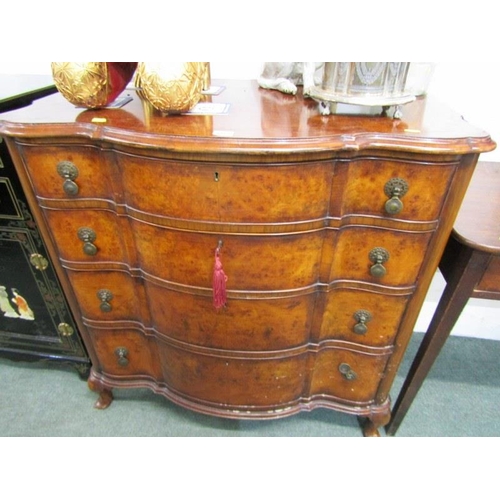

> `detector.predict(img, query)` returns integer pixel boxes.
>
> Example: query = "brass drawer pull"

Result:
[57,160,79,196]
[353,310,372,335]
[384,178,409,215]
[97,289,113,312]
[115,347,129,367]
[77,227,98,256]
[339,363,357,381]
[369,247,390,278]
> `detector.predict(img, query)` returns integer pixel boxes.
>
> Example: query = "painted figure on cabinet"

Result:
[0,286,19,318]
[11,288,35,320]
[0,286,34,320]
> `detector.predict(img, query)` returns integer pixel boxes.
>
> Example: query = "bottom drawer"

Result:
[157,344,308,408]
[87,327,390,411]
[156,341,389,408]
[309,348,389,403]
[88,327,163,381]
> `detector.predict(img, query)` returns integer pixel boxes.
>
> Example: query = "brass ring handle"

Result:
[353,310,372,335]
[369,247,390,278]
[97,289,113,313]
[115,347,129,367]
[339,363,357,381]
[77,227,98,256]
[57,161,79,196]
[384,178,409,215]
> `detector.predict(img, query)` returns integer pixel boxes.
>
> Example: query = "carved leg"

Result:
[94,389,114,409]
[358,410,391,437]
[88,376,114,409]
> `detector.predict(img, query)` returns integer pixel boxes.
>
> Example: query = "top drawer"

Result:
[116,153,334,224]
[18,144,457,227]
[331,158,456,222]
[116,153,457,225]
[18,144,114,201]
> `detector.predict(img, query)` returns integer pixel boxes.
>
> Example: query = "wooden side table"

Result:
[386,161,500,436]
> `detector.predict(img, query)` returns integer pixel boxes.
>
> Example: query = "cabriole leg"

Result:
[358,410,391,437]
[88,376,114,409]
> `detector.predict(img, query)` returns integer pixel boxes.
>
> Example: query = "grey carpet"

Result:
[1,332,499,437]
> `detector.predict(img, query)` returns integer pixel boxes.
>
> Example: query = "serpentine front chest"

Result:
[0,80,494,435]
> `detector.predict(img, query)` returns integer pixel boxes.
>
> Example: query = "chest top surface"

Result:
[0,79,495,157]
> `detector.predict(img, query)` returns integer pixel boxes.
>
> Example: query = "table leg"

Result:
[385,245,491,436]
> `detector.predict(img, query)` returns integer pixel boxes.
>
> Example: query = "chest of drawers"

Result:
[0,80,494,435]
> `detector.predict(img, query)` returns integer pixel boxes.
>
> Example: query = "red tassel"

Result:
[213,248,228,309]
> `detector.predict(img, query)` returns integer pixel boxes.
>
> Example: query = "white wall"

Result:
[425,63,499,161]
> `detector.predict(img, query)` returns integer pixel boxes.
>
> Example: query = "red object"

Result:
[213,248,228,309]
[106,63,137,104]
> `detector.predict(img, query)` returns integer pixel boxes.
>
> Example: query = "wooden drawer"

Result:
[145,283,408,350]
[320,289,410,347]
[330,226,433,287]
[19,144,114,201]
[157,343,388,408]
[332,158,455,222]
[117,153,334,223]
[66,269,148,323]
[310,348,389,403]
[43,208,129,264]
[89,326,390,410]
[60,220,431,297]
[144,281,315,351]
[132,221,324,291]
[157,343,308,407]
[88,326,163,380]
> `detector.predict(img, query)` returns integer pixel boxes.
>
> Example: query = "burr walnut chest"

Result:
[0,80,494,436]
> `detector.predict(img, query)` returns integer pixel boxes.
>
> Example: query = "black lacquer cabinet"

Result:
[0,76,89,376]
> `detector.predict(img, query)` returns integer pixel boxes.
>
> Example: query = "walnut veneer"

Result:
[0,80,495,436]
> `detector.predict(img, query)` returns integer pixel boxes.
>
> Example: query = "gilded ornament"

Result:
[51,62,137,108]
[135,62,206,114]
